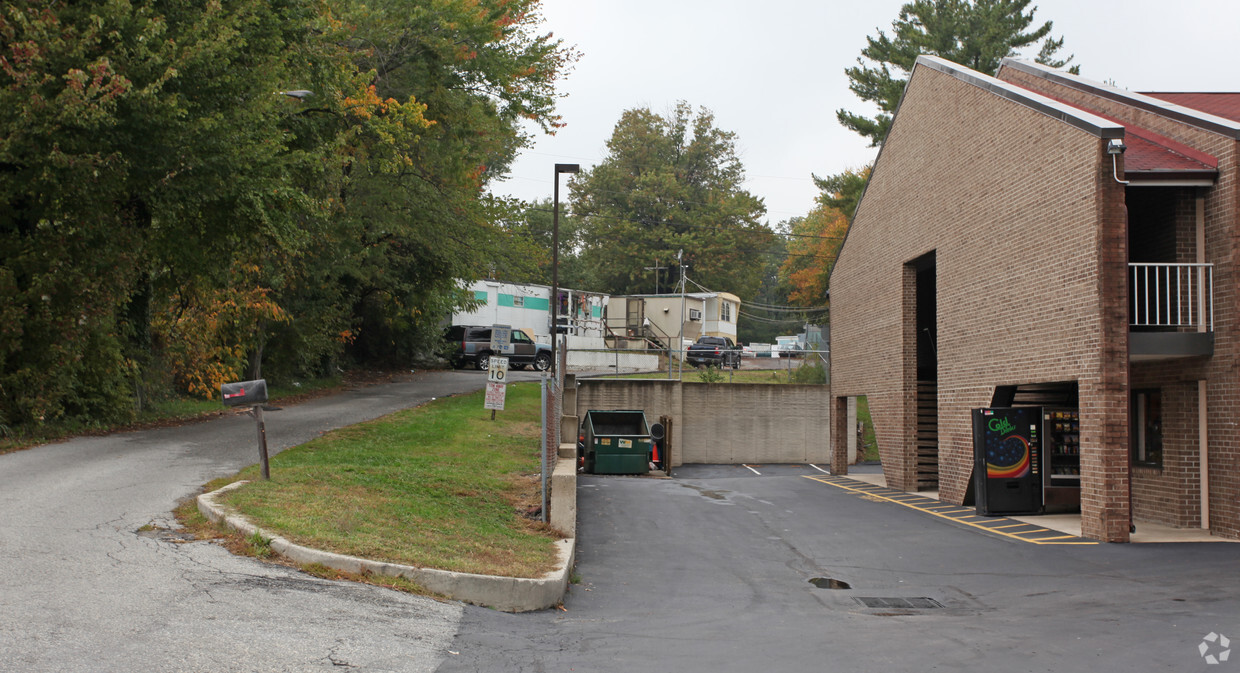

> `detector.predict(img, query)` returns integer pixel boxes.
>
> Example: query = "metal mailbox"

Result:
[220,379,268,407]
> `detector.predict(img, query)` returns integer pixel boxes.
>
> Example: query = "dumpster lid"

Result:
[584,410,650,435]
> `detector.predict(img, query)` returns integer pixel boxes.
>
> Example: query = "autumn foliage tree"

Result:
[0,0,336,425]
[0,0,573,430]
[779,168,870,307]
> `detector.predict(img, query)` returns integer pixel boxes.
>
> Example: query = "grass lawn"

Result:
[857,395,879,461]
[211,382,561,579]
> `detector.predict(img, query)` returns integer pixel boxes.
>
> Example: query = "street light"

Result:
[550,163,580,374]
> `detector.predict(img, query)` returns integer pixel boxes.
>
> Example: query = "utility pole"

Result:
[644,260,668,294]
[677,250,686,380]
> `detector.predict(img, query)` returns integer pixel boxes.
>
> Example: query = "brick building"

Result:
[828,56,1239,542]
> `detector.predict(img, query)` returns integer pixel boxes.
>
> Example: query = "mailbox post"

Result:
[221,379,271,480]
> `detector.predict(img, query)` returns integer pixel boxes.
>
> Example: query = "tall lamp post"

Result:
[550,163,580,373]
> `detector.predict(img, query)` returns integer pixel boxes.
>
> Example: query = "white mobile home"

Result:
[453,280,607,344]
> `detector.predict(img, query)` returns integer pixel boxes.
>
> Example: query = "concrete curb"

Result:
[197,481,575,613]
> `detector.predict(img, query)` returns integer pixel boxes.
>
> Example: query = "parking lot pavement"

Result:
[668,463,831,478]
[436,465,1240,673]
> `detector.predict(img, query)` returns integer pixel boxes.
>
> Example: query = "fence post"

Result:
[540,374,548,523]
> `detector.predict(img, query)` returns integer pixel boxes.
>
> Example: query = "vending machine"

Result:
[972,407,1043,515]
[1041,409,1082,510]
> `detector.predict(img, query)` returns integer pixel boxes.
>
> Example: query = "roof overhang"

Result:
[997,59,1240,140]
[1125,174,1217,187]
[915,55,1124,139]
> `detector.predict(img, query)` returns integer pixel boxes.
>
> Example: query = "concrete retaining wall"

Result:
[575,379,832,466]
[565,336,660,372]
[567,350,659,372]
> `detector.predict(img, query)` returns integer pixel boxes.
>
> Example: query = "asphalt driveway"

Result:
[0,370,505,673]
[438,464,1240,672]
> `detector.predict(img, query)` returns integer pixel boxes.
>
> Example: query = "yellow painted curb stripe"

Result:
[804,475,1097,545]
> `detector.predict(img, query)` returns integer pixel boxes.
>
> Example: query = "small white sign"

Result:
[484,381,507,411]
[490,324,513,355]
[488,356,509,383]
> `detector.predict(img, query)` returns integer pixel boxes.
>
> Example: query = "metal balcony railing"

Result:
[1129,263,1213,330]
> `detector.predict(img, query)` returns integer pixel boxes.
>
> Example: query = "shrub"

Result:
[790,361,827,384]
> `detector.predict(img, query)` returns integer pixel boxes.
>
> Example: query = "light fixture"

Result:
[549,163,581,374]
[1108,137,1129,185]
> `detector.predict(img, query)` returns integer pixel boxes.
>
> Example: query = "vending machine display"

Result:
[972,407,1043,515]
[1042,409,1082,509]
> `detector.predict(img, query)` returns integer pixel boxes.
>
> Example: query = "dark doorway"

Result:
[912,252,938,491]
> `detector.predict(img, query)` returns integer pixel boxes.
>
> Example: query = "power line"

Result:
[531,224,841,261]
[737,309,824,324]
[524,207,846,242]
[744,301,831,313]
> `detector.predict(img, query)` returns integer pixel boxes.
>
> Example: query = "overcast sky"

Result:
[489,0,1240,225]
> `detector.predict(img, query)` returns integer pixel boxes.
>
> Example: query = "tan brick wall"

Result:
[999,67,1240,539]
[1128,373,1205,528]
[830,64,1133,541]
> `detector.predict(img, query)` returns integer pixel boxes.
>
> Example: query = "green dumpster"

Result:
[580,410,653,475]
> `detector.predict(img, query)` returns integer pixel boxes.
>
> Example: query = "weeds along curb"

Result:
[197,481,575,613]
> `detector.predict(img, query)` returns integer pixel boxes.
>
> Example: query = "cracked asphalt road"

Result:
[0,370,516,673]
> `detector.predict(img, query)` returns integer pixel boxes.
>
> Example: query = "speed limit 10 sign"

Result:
[488,356,509,383]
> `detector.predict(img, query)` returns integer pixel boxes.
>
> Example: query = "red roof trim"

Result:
[1009,87,1219,175]
[998,60,1240,139]
[1122,124,1218,169]
[1143,92,1240,124]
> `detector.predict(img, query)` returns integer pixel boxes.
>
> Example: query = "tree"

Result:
[779,167,869,307]
[0,0,575,429]
[838,0,1077,146]
[313,0,576,368]
[811,166,871,221]
[571,103,774,299]
[734,233,792,345]
[489,198,592,288]
[0,0,352,425]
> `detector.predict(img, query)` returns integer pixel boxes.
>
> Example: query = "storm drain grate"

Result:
[853,597,943,610]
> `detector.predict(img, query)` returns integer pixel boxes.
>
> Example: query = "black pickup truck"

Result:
[685,336,742,369]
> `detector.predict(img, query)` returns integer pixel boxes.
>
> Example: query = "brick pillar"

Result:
[890,262,919,492]
[1080,145,1131,543]
[833,396,850,474]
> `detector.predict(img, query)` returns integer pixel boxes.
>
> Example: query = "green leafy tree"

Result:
[811,167,871,220]
[0,0,574,429]
[775,167,870,310]
[489,197,591,288]
[571,103,774,299]
[734,233,791,345]
[838,0,1077,146]
[310,0,575,368]
[0,0,351,424]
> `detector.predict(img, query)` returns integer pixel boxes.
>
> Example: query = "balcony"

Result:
[1129,263,1214,361]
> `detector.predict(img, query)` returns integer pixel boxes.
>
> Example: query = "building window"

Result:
[1131,389,1163,468]
[721,301,732,322]
[512,295,524,307]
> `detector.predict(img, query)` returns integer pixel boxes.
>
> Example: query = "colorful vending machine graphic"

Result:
[972,407,1043,515]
